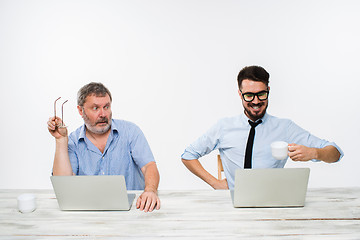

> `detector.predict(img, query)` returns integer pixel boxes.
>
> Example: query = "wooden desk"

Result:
[0,188,359,239]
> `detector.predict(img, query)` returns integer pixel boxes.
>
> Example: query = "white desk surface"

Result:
[0,188,360,239]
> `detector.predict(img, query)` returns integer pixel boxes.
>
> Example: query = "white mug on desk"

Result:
[271,141,289,160]
[17,193,36,213]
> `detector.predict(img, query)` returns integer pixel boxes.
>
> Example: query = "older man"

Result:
[48,82,160,212]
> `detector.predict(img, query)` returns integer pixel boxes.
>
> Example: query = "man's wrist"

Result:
[55,137,68,144]
[313,148,320,160]
[144,187,158,194]
[208,177,220,189]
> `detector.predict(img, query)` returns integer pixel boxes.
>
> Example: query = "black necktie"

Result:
[244,120,262,169]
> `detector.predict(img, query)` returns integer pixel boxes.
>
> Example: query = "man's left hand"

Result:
[136,190,160,212]
[288,143,317,162]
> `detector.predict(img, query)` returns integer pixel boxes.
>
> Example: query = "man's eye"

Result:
[93,107,98,110]
[245,94,254,98]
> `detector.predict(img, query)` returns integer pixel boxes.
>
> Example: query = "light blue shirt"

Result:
[181,112,343,189]
[68,119,155,190]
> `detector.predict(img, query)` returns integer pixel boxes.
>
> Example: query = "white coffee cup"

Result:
[271,141,289,160]
[17,193,36,213]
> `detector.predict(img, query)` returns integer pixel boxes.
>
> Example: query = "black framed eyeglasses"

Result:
[240,90,269,102]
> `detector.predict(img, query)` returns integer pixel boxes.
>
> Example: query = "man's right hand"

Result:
[212,178,229,190]
[47,117,68,139]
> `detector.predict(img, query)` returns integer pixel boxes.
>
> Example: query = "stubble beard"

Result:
[244,102,268,121]
[83,111,112,135]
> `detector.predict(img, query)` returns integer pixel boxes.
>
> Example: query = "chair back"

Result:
[217,155,224,180]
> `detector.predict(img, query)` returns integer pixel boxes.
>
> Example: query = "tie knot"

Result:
[248,119,262,128]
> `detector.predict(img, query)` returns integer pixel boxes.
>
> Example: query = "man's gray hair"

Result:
[77,82,112,107]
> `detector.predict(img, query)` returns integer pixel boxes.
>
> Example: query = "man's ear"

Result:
[77,106,83,117]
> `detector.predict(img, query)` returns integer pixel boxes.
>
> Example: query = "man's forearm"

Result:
[52,137,73,175]
[316,145,341,163]
[143,162,160,193]
[181,159,219,188]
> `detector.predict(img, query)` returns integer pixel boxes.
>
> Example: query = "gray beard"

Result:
[82,110,112,135]
[84,121,111,134]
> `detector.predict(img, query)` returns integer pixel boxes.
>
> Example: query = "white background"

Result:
[0,0,359,190]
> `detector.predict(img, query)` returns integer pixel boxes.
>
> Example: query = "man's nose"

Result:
[251,96,260,104]
[99,108,105,117]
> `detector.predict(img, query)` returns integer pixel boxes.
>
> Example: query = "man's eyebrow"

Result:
[243,90,268,94]
[88,103,111,109]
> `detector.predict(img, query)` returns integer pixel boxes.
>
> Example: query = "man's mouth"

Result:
[250,104,263,111]
[96,118,108,125]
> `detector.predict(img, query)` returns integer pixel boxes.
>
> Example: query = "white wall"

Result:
[0,0,359,189]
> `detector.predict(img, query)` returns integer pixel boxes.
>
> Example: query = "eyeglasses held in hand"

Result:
[240,90,269,102]
[54,97,68,127]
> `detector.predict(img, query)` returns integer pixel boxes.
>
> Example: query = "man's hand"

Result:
[288,143,317,162]
[136,190,160,212]
[212,178,229,190]
[48,117,68,139]
[139,162,160,212]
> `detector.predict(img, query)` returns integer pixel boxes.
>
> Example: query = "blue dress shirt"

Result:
[68,119,155,190]
[181,112,344,189]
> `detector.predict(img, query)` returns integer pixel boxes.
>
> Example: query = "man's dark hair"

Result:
[77,82,112,107]
[237,66,270,89]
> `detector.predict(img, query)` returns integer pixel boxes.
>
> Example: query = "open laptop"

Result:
[231,168,310,208]
[50,175,136,211]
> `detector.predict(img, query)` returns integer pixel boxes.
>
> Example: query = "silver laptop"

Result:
[50,175,136,211]
[231,168,310,208]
